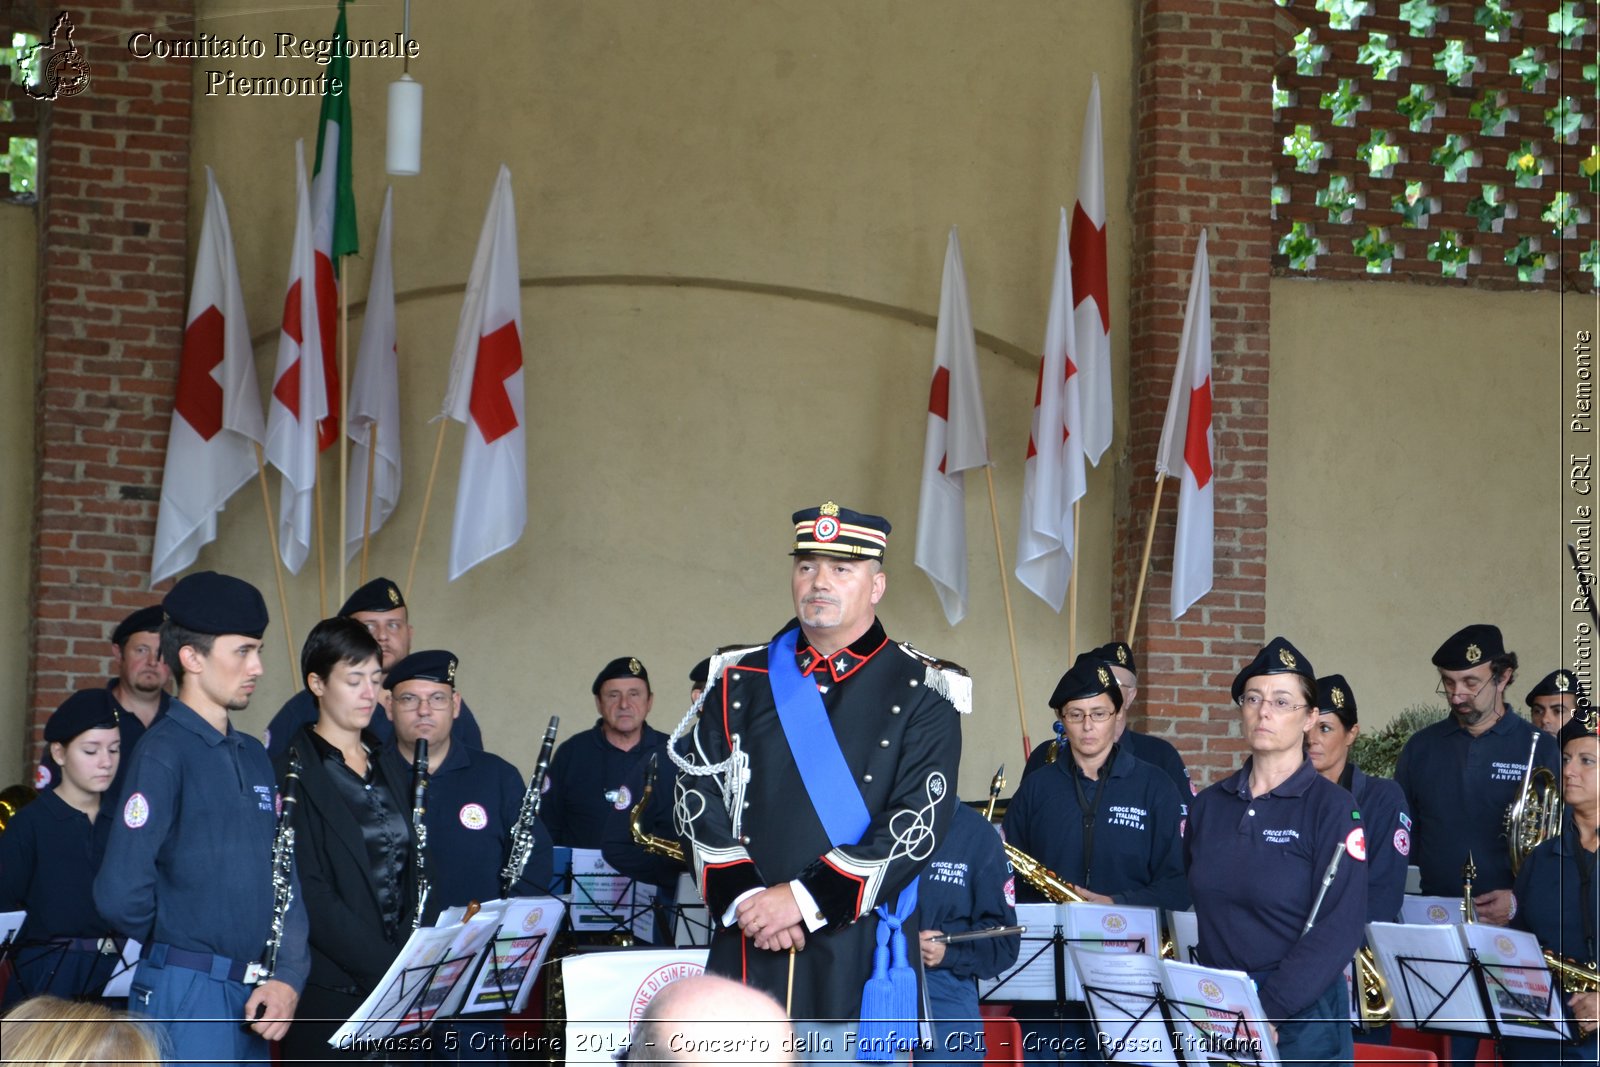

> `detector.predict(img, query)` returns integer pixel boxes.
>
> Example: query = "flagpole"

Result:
[983,466,1033,761]
[1068,498,1081,661]
[314,476,328,618]
[338,259,350,605]
[253,444,300,691]
[1126,474,1166,646]
[406,420,449,597]
[360,420,377,583]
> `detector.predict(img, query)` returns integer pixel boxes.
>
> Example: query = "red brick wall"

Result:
[26,0,195,771]
[1115,0,1276,788]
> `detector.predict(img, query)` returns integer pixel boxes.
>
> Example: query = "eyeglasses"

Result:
[392,691,452,712]
[1237,694,1309,713]
[1062,708,1116,724]
[1436,673,1495,700]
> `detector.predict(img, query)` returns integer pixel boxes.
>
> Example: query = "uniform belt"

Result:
[144,942,263,984]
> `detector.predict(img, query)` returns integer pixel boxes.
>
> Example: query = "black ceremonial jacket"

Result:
[677,618,964,1021]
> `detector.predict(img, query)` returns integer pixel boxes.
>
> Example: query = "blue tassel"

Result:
[855,920,899,1061]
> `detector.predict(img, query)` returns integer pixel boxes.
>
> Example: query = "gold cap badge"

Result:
[1331,686,1346,709]
[819,501,840,517]
[1465,643,1482,665]
[446,658,458,683]
[1279,648,1297,669]
[1557,673,1572,693]
[629,657,642,675]
[1117,646,1129,664]
[388,584,401,606]
[1097,666,1111,687]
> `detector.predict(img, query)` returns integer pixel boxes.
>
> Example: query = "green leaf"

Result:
[1358,33,1403,80]
[1278,221,1321,270]
[1396,84,1438,132]
[1292,28,1328,76]
[1504,236,1546,282]
[1510,47,1552,91]
[1401,0,1442,35]
[1352,226,1396,274]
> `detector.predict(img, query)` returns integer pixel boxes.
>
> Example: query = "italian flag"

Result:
[309,0,357,451]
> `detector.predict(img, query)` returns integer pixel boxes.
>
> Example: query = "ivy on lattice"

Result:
[1293,28,1329,75]
[1427,230,1474,277]
[1316,0,1371,31]
[1474,0,1515,41]
[1394,181,1434,227]
[1356,129,1402,177]
[1359,32,1404,79]
[1549,2,1588,48]
[1510,46,1550,91]
[1322,79,1367,126]
[1401,0,1443,36]
[1583,242,1600,286]
[1433,39,1480,85]
[1284,125,1330,173]
[1353,225,1397,272]
[1508,142,1546,188]
[1431,134,1475,182]
[1468,91,1509,136]
[1397,84,1439,131]
[1318,174,1362,221]
[1466,185,1508,232]
[1543,192,1586,237]
[1279,221,1323,270]
[1504,236,1545,282]
[1547,97,1585,144]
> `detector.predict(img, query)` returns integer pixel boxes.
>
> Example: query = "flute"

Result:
[1302,842,1346,934]
[932,925,1027,944]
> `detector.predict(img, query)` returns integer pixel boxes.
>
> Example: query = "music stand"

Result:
[563,848,659,944]
[329,918,502,1048]
[454,898,566,1016]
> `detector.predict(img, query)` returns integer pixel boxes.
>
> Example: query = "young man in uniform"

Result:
[674,501,965,1057]
[36,604,171,797]
[1395,624,1560,924]
[94,571,308,1064]
[1526,668,1585,737]
[543,656,671,849]
[263,577,483,757]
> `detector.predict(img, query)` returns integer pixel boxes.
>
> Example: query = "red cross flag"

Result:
[1070,75,1112,468]
[265,140,329,575]
[150,169,266,585]
[344,187,402,560]
[443,165,526,581]
[914,228,990,626]
[1016,208,1088,611]
[1156,229,1214,620]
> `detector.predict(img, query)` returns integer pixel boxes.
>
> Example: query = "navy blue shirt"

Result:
[921,804,1020,984]
[1343,765,1410,923]
[1004,744,1189,911]
[1513,814,1599,967]
[1395,708,1559,895]
[0,790,113,942]
[35,681,170,800]
[1185,758,1367,1020]
[264,688,484,761]
[379,739,553,926]
[1022,727,1194,816]
[93,699,310,993]
[543,720,670,850]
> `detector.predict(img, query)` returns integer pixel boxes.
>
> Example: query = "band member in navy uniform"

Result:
[1185,637,1366,1067]
[94,571,308,1064]
[264,578,483,759]
[1005,654,1188,1062]
[918,804,1020,1066]
[1527,669,1585,738]
[0,689,123,1004]
[1505,713,1600,1065]
[1020,642,1193,815]
[674,502,965,1055]
[1306,674,1410,924]
[273,619,415,1067]
[36,605,171,799]
[1395,624,1559,922]
[543,657,671,849]
[379,649,553,1062]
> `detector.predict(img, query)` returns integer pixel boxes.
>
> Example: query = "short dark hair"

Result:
[159,620,215,683]
[300,617,382,691]
[1491,652,1519,681]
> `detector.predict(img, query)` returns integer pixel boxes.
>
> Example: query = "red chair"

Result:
[1391,1026,1452,1063]
[979,1004,1024,1066]
[1355,1043,1439,1064]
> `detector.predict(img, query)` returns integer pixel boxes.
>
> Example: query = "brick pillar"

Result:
[1115,0,1277,788]
[26,0,195,774]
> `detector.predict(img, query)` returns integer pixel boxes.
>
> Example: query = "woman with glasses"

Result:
[272,618,414,1067]
[1003,652,1188,1062]
[1185,637,1367,1067]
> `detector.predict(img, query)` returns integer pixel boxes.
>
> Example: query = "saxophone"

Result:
[411,738,431,929]
[1354,948,1395,1027]
[1505,732,1564,876]
[1544,949,1600,993]
[631,753,685,863]
[502,716,560,896]
[252,751,301,984]
[985,762,1087,903]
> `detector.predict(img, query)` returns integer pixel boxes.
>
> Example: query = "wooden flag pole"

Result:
[360,420,378,583]
[253,443,300,691]
[337,263,350,606]
[1126,474,1166,646]
[405,419,449,597]
[982,466,1033,761]
[1068,498,1081,661]
[314,475,328,619]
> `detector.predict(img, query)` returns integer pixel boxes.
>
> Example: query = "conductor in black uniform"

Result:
[675,501,965,1054]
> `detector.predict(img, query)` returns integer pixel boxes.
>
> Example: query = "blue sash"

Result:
[769,628,919,1060]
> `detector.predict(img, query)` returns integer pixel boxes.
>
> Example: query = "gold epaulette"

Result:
[896,642,972,715]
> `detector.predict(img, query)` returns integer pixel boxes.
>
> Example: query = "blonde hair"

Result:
[0,996,163,1067]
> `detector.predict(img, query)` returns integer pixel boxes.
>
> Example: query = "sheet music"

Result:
[101,937,142,998]
[1060,904,1161,1001]
[1067,946,1179,1067]
[1367,921,1488,1034]
[977,903,1061,1000]
[567,848,658,941]
[455,897,566,1015]
[1400,895,1464,926]
[671,872,713,948]
[1160,960,1277,1067]
[1459,923,1569,1042]
[328,915,501,1048]
[0,910,24,946]
[1168,910,1199,965]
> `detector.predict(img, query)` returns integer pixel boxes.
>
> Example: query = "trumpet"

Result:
[631,754,686,863]
[1505,732,1563,876]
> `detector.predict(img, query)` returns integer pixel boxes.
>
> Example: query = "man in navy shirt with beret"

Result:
[95,571,309,1064]
[263,577,483,759]
[1527,668,1586,737]
[1395,623,1560,923]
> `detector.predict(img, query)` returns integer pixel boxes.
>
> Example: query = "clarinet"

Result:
[502,716,560,896]
[411,738,431,929]
[255,751,302,983]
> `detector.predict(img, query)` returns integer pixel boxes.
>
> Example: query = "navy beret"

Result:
[1559,710,1598,749]
[45,689,119,743]
[1232,636,1316,703]
[386,649,457,690]
[1317,674,1358,728]
[162,571,268,638]
[593,656,650,695]
[689,657,711,685]
[1526,669,1584,706]
[1048,652,1124,712]
[338,576,406,618]
[1086,641,1137,677]
[1431,624,1505,671]
[112,605,165,647]
[791,501,891,560]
